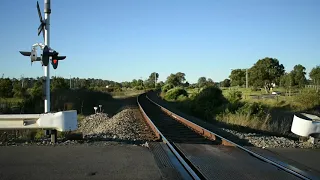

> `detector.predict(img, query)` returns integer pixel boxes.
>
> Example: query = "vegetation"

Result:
[197,77,215,88]
[310,66,320,85]
[248,57,285,93]
[164,87,188,101]
[1,56,320,137]
[161,83,174,93]
[220,79,231,87]
[191,86,227,119]
[229,69,246,87]
[165,72,186,87]
[158,57,320,135]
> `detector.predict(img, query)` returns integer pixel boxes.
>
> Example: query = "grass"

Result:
[216,112,271,130]
[0,97,23,105]
[110,90,145,99]
[162,86,320,136]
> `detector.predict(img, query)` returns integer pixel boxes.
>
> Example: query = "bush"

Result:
[294,89,320,110]
[162,84,174,93]
[177,94,189,101]
[236,102,266,117]
[251,87,261,91]
[164,87,188,101]
[191,86,227,119]
[226,89,242,103]
[134,86,144,90]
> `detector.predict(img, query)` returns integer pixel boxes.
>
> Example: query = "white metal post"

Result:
[44,0,57,143]
[44,0,50,114]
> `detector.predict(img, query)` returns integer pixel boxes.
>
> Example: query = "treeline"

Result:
[0,73,162,99]
[224,57,320,92]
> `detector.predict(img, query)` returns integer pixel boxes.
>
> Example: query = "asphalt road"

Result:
[0,144,163,180]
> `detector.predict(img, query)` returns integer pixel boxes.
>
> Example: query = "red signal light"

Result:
[53,59,57,64]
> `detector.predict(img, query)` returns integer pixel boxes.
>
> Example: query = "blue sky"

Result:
[0,0,319,83]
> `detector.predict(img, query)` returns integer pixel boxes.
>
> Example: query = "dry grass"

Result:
[216,111,292,134]
[111,90,145,99]
[216,112,270,130]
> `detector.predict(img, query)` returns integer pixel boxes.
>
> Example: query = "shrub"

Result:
[251,87,261,91]
[162,84,174,93]
[294,89,320,110]
[134,86,144,90]
[226,89,242,103]
[188,92,197,100]
[236,102,266,117]
[191,86,227,119]
[177,94,189,101]
[164,87,188,101]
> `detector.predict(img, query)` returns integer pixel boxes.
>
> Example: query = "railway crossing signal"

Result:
[17,0,71,143]
[51,50,66,69]
[19,44,66,69]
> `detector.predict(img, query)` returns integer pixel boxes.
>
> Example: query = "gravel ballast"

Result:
[0,107,156,146]
[221,128,320,149]
[78,108,156,142]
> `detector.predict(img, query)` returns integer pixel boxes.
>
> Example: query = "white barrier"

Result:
[0,110,78,132]
[291,113,320,137]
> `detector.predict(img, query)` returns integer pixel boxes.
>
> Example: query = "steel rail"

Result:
[137,96,201,180]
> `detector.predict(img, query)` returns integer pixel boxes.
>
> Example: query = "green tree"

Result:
[29,80,43,98]
[310,66,320,85]
[280,73,294,89]
[131,79,139,87]
[51,77,69,91]
[156,81,165,89]
[147,72,159,88]
[137,79,144,87]
[249,57,285,92]
[184,81,190,87]
[229,69,246,87]
[207,78,214,86]
[0,78,13,98]
[197,77,207,88]
[220,79,231,87]
[176,72,186,83]
[121,81,131,88]
[13,83,28,98]
[291,64,307,88]
[158,81,165,86]
[166,72,186,87]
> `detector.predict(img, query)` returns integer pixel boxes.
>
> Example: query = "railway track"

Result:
[137,93,318,180]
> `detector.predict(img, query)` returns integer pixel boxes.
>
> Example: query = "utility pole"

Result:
[21,74,24,88]
[69,74,72,89]
[154,72,157,88]
[246,68,248,89]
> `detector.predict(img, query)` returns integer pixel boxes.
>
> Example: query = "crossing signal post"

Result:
[18,0,67,143]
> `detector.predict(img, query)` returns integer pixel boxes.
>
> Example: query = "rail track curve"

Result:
[137,92,318,180]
